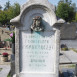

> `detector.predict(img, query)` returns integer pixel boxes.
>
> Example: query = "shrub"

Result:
[61,48,68,51]
[61,44,68,51]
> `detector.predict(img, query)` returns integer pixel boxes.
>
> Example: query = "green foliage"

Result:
[59,0,72,5]
[69,48,77,53]
[75,13,77,22]
[5,32,15,43]
[4,38,12,42]
[0,10,8,25]
[7,2,20,22]
[0,2,20,25]
[12,3,20,17]
[6,3,20,22]
[61,44,68,51]
[56,2,75,22]
[71,3,77,12]
[7,74,11,77]
[4,1,11,11]
[0,68,2,71]
[61,48,68,51]
[11,32,15,43]
[65,0,72,5]
[0,5,2,10]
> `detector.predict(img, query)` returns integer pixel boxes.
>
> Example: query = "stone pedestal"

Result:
[13,74,16,77]
[1,56,8,62]
[10,54,15,77]
[12,43,15,54]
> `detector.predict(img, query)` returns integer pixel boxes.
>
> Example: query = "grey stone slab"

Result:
[63,51,77,64]
[61,40,77,49]
[60,53,71,64]
[60,51,77,64]
[0,65,11,77]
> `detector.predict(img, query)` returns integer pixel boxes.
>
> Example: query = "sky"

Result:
[0,0,77,8]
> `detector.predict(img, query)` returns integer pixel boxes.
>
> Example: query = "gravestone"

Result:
[10,0,65,77]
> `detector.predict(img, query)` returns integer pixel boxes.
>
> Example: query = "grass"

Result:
[60,64,76,68]
[7,74,11,77]
[69,48,77,53]
[68,64,75,68]
[0,68,2,71]
[61,48,69,51]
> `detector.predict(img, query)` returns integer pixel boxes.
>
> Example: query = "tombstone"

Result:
[10,0,65,77]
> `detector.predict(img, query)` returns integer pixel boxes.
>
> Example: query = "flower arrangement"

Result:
[5,32,15,43]
[10,32,15,43]
[2,52,8,57]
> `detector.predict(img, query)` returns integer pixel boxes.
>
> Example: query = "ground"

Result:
[0,48,12,77]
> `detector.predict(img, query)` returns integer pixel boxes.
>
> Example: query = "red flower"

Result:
[3,53,8,57]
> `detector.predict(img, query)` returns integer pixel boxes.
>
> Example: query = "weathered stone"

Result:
[10,0,64,77]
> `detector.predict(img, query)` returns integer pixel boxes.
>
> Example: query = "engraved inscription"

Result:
[20,31,56,73]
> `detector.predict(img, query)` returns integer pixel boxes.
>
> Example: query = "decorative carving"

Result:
[31,16,44,31]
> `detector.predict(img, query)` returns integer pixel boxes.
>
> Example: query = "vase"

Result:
[12,43,15,54]
[1,56,8,62]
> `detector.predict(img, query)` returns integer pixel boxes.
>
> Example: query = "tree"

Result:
[7,3,20,20]
[71,3,76,12]
[59,0,72,5]
[0,2,20,25]
[75,13,77,22]
[65,0,72,5]
[0,5,2,10]
[56,2,75,22]
[59,0,64,3]
[4,1,11,10]
[6,3,20,24]
[0,10,8,25]
[12,3,20,17]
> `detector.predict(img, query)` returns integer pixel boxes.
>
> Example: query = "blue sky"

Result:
[0,0,77,8]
